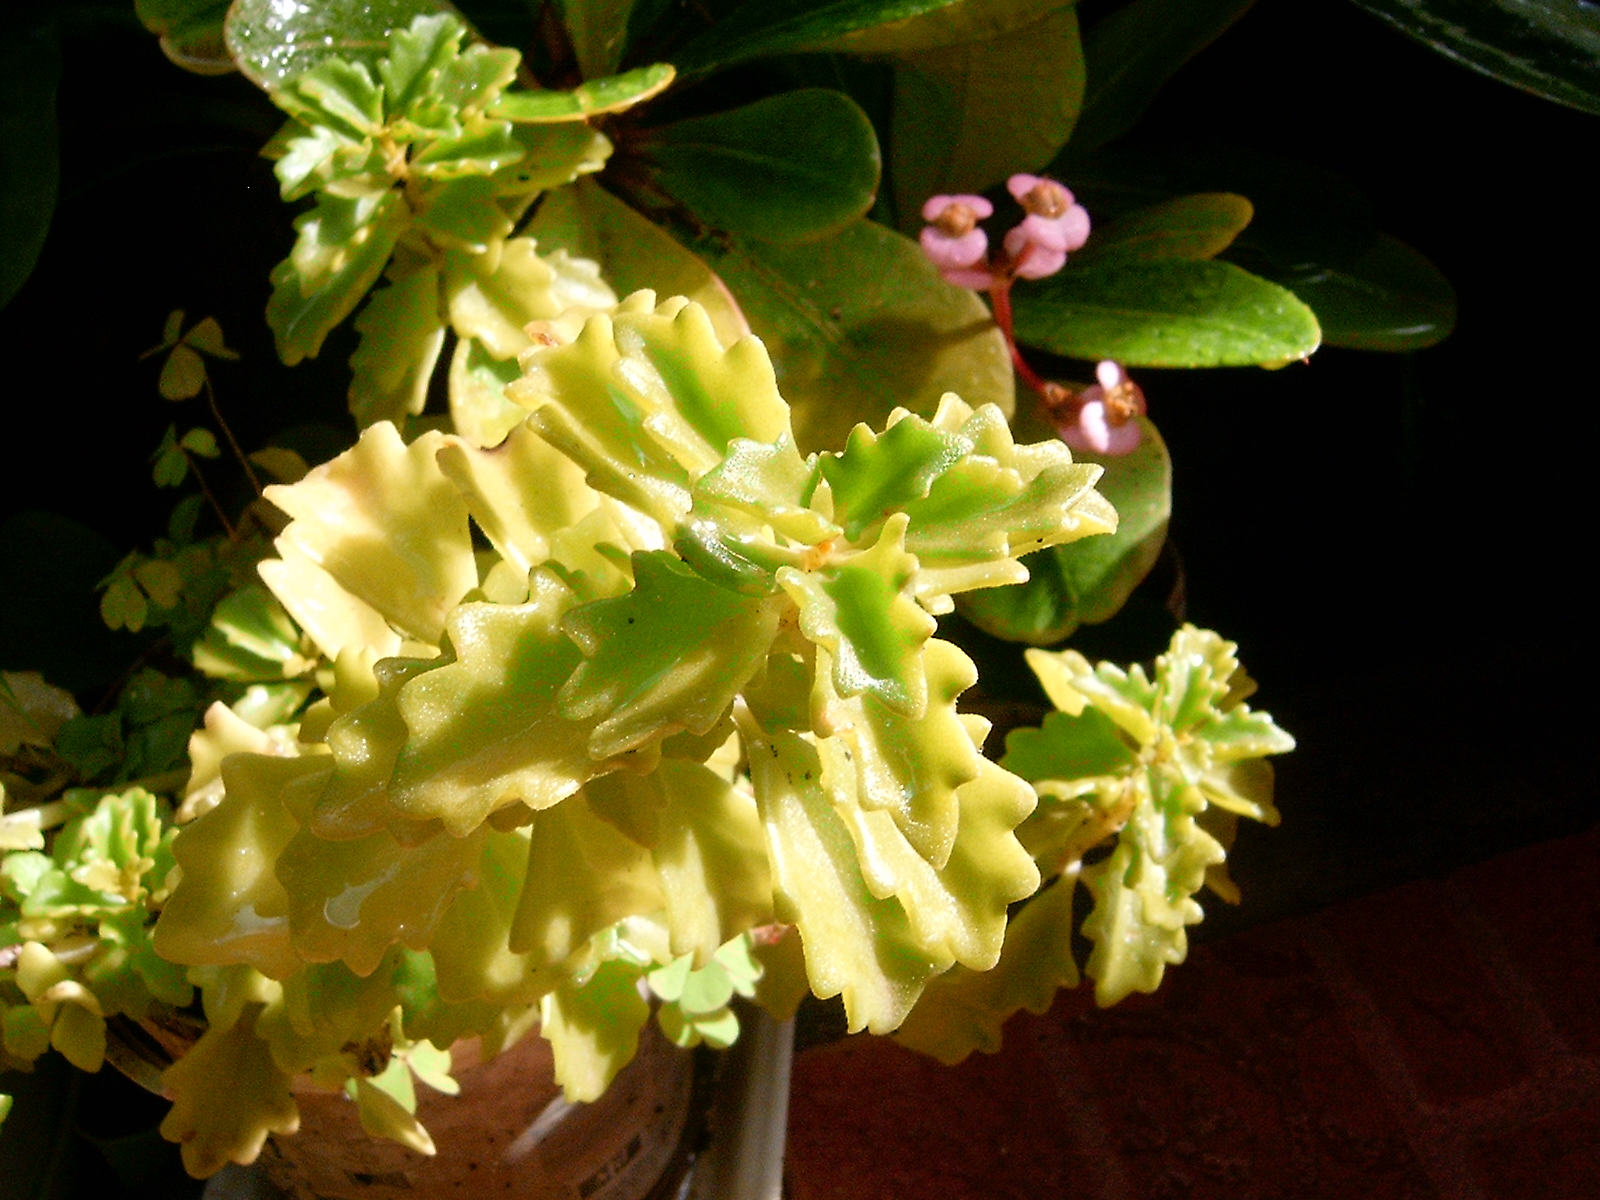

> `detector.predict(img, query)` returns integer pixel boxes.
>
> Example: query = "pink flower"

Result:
[1004,174,1090,280]
[1059,360,1145,456]
[920,194,995,288]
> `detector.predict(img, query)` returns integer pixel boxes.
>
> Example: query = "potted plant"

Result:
[5,0,1488,1192]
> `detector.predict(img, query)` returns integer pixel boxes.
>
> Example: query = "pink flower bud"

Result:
[1000,174,1091,280]
[920,194,998,290]
[1058,360,1145,456]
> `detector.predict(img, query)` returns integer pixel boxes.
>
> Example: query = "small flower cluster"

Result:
[920,174,1090,290]
[1047,361,1147,456]
[919,175,1143,455]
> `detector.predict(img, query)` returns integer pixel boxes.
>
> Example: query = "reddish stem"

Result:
[987,278,1052,398]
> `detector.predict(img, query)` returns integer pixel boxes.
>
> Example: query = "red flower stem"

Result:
[987,278,1052,398]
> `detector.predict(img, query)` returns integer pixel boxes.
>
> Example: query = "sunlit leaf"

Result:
[959,414,1169,643]
[267,192,409,366]
[539,959,650,1101]
[560,552,786,758]
[1072,193,1254,265]
[265,422,475,645]
[226,0,461,91]
[528,179,748,348]
[1011,257,1321,367]
[492,63,676,122]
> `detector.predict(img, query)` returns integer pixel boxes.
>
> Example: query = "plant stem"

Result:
[204,376,262,499]
[987,279,1052,398]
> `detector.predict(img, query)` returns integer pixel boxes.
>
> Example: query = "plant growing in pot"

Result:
[5,0,1473,1192]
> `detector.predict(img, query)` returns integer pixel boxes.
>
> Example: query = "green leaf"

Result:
[821,0,1075,53]
[1072,193,1254,265]
[349,262,447,427]
[492,63,677,122]
[559,551,786,759]
[525,178,750,351]
[226,0,462,91]
[136,0,232,71]
[410,118,524,180]
[383,577,602,836]
[1245,232,1457,352]
[539,959,650,1101]
[1011,257,1321,367]
[638,89,880,244]
[267,191,409,365]
[690,217,1012,453]
[1003,705,1137,784]
[959,415,1170,643]
[1348,0,1600,115]
[736,712,949,1034]
[180,428,220,457]
[0,12,59,310]
[888,7,1083,223]
[1071,0,1257,154]
[779,516,935,715]
[377,10,462,113]
[894,871,1079,1063]
[550,0,644,78]
[671,0,967,71]
[820,414,970,543]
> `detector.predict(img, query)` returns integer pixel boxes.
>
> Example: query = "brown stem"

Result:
[184,452,235,539]
[203,376,262,499]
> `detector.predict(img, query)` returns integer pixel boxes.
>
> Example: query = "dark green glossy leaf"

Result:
[0,14,59,311]
[671,0,966,72]
[959,416,1170,644]
[1071,0,1256,154]
[686,218,1012,453]
[226,0,460,91]
[888,6,1083,221]
[637,89,880,244]
[1011,258,1320,367]
[1242,232,1457,352]
[1072,193,1253,265]
[492,63,676,122]
[1348,0,1600,115]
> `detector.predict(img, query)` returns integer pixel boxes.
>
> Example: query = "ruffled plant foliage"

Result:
[133,285,1120,1172]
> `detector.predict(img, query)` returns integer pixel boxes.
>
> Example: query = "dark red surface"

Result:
[786,827,1600,1200]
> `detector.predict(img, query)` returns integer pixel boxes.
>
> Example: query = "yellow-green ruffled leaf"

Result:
[778,515,935,716]
[435,421,602,572]
[154,755,322,981]
[384,576,608,836]
[737,710,948,1034]
[539,959,650,1101]
[650,758,773,964]
[894,869,1078,1064]
[266,422,475,645]
[560,552,786,759]
[276,821,488,978]
[510,796,663,970]
[159,1007,299,1178]
[443,237,568,359]
[526,178,749,351]
[430,829,548,1006]
[689,218,1012,455]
